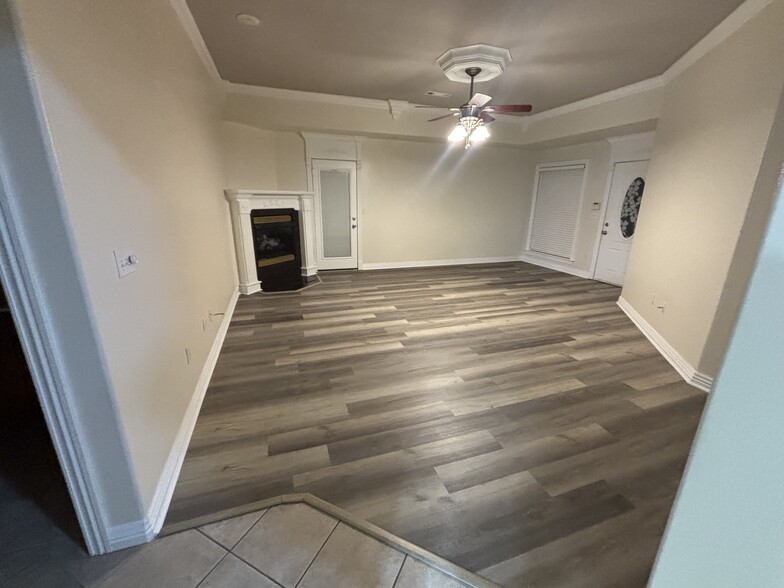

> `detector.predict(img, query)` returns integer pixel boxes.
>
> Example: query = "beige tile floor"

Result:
[101,503,476,588]
[1,490,478,587]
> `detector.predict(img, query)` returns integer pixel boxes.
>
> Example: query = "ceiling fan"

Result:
[418,66,532,149]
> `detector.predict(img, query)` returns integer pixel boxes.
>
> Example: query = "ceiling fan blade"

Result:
[468,93,493,107]
[427,112,459,122]
[415,106,461,111]
[480,113,496,123]
[484,104,533,114]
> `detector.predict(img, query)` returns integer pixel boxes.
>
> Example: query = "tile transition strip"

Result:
[162,493,500,588]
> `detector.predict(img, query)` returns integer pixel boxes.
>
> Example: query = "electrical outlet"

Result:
[185,347,192,364]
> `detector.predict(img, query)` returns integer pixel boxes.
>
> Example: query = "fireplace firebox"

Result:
[251,208,304,291]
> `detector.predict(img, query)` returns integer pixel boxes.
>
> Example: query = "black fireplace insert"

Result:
[250,208,304,291]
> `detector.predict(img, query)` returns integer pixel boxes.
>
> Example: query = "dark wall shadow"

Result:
[0,280,84,549]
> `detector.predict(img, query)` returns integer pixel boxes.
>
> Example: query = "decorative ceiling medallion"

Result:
[436,44,512,84]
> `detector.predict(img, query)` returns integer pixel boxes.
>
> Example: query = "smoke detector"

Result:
[436,44,512,83]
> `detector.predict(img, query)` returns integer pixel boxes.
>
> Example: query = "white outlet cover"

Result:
[114,248,138,279]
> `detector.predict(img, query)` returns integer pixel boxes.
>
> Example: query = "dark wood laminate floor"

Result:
[165,262,707,587]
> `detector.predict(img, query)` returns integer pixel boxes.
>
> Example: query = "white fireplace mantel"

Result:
[225,190,317,295]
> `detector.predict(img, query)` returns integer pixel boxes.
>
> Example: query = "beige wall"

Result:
[12,0,237,516]
[621,0,784,376]
[522,140,612,274]
[223,82,662,149]
[359,139,530,265]
[522,86,661,147]
[222,122,307,190]
[649,83,784,588]
[220,123,531,266]
[222,122,278,189]
[1,1,144,539]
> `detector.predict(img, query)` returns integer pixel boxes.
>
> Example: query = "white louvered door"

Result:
[527,164,586,261]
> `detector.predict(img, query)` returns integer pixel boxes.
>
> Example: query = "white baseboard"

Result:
[520,254,594,279]
[617,296,713,392]
[106,519,151,552]
[106,287,239,551]
[360,256,522,271]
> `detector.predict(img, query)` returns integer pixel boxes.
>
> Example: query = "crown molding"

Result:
[606,131,656,144]
[224,81,393,110]
[172,0,771,131]
[526,0,770,123]
[525,77,666,124]
[168,0,222,85]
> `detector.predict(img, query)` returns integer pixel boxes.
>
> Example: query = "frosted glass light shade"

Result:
[448,125,468,142]
[470,124,489,141]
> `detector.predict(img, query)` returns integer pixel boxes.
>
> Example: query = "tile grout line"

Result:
[195,509,286,587]
[193,550,231,588]
[293,518,341,588]
[221,509,287,587]
[391,554,408,588]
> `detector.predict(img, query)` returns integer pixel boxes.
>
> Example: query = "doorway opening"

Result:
[0,278,84,553]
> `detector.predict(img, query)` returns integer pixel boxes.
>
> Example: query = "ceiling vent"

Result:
[436,44,512,84]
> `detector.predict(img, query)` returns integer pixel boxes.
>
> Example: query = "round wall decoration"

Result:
[620,177,645,238]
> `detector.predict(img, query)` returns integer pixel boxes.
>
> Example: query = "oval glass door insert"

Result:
[620,177,645,238]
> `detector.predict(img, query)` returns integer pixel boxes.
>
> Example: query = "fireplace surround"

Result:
[225,190,318,294]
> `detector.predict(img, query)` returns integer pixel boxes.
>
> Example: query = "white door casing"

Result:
[594,159,650,285]
[312,159,358,270]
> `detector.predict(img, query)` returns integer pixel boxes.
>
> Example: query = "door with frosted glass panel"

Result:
[312,160,358,270]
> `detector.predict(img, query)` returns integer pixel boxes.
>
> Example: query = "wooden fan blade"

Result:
[480,113,496,123]
[428,112,458,122]
[468,93,492,107]
[484,104,533,113]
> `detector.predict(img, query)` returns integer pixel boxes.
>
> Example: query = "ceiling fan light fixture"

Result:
[470,124,489,142]
[448,124,468,142]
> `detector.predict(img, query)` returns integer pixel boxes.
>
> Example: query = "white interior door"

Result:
[312,159,358,270]
[594,160,649,285]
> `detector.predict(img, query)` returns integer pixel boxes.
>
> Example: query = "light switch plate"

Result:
[114,248,139,279]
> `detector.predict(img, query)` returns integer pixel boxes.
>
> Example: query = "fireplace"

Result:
[225,190,318,295]
[251,208,304,291]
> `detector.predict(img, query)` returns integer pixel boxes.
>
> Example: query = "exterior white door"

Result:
[594,160,649,285]
[312,159,358,270]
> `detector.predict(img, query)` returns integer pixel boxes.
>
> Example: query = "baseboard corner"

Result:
[520,254,593,279]
[616,296,713,393]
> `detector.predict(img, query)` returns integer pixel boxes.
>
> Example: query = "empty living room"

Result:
[1,0,784,586]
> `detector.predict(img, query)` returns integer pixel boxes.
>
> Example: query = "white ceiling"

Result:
[186,0,745,112]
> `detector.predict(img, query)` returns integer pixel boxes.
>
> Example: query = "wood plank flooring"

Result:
[164,262,706,587]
